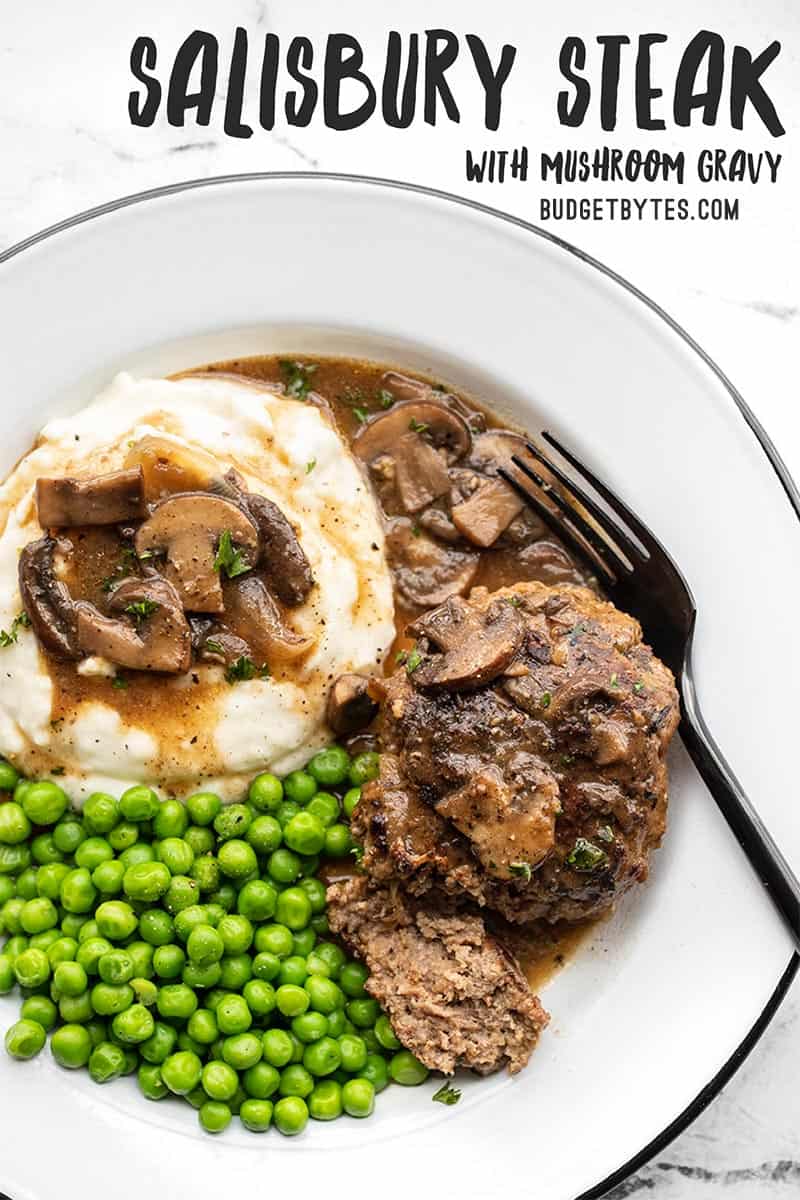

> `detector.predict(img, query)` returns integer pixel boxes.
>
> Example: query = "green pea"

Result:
[283,770,317,805]
[1,898,24,936]
[216,993,252,1035]
[213,804,251,842]
[46,936,77,967]
[248,772,283,812]
[254,923,293,959]
[119,786,159,822]
[138,909,174,946]
[139,1020,177,1065]
[77,919,100,944]
[152,800,188,840]
[239,1097,273,1132]
[276,984,309,1019]
[243,979,276,1019]
[308,976,345,1016]
[60,868,97,914]
[222,1032,262,1071]
[164,875,199,914]
[31,832,64,865]
[187,1007,218,1045]
[21,781,68,826]
[273,1095,308,1135]
[0,956,14,993]
[339,1033,368,1072]
[87,1040,126,1083]
[98,949,134,985]
[185,826,215,857]
[309,1078,343,1121]
[266,848,301,885]
[389,1049,429,1086]
[313,942,346,978]
[92,859,125,895]
[323,824,352,858]
[199,1100,231,1133]
[123,861,170,903]
[173,905,209,942]
[127,941,154,979]
[347,997,379,1028]
[283,811,326,857]
[275,887,312,931]
[217,839,257,881]
[14,947,50,988]
[2,932,28,961]
[54,959,88,997]
[243,1060,280,1099]
[201,1059,238,1101]
[131,977,158,1006]
[5,1018,46,1059]
[0,760,19,791]
[325,1009,348,1038]
[29,928,60,951]
[348,752,380,788]
[161,1049,203,1095]
[292,928,316,959]
[342,787,361,821]
[374,1014,402,1051]
[234,880,275,925]
[0,802,31,846]
[0,843,31,875]
[287,1031,305,1063]
[21,993,58,1031]
[75,936,113,974]
[74,836,113,872]
[20,897,58,934]
[157,837,195,876]
[187,924,224,967]
[138,1062,168,1100]
[291,1011,328,1044]
[95,900,137,941]
[251,951,281,983]
[185,792,222,827]
[112,1003,155,1044]
[108,822,139,852]
[342,1076,375,1117]
[182,959,221,989]
[190,855,219,893]
[303,1036,341,1078]
[91,982,134,1016]
[279,1064,314,1099]
[261,1028,294,1069]
[0,875,15,905]
[51,1023,92,1068]
[308,747,350,788]
[82,792,119,835]
[217,914,253,956]
[276,801,301,829]
[218,954,252,991]
[120,843,155,868]
[306,792,340,829]
[153,944,185,980]
[278,956,308,988]
[15,867,38,900]
[244,816,281,858]
[156,983,198,1021]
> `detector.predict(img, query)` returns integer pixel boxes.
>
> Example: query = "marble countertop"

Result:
[1,1,798,1195]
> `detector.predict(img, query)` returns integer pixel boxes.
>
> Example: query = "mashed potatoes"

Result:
[0,373,394,801]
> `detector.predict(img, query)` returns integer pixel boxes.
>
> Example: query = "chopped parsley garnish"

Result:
[432,1082,461,1106]
[410,523,422,538]
[351,844,364,865]
[395,649,408,666]
[279,359,318,400]
[112,675,128,690]
[540,691,552,710]
[505,595,522,607]
[408,418,429,434]
[102,546,143,591]
[509,862,532,882]
[633,681,645,693]
[566,838,608,872]
[214,530,252,580]
[610,673,619,688]
[124,599,160,625]
[560,753,574,766]
[204,638,225,656]
[0,611,31,647]
[352,407,369,424]
[378,389,395,409]
[225,656,270,684]
[305,459,317,474]
[597,825,614,844]
[405,647,423,674]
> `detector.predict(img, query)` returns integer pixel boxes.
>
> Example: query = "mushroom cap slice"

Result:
[135,493,259,614]
[392,434,452,514]
[18,536,80,659]
[222,576,313,663]
[450,477,525,548]
[225,479,313,607]
[409,594,524,692]
[385,519,479,610]
[36,468,146,528]
[326,673,379,736]
[76,576,191,674]
[124,437,218,501]
[353,400,471,466]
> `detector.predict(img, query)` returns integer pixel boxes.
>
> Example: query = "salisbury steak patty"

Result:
[327,876,547,1074]
[355,582,679,923]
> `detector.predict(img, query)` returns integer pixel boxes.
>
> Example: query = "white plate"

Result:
[0,176,797,1200]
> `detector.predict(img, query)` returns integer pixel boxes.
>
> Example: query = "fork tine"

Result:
[498,467,617,584]
[510,454,632,577]
[524,442,644,566]
[541,432,660,557]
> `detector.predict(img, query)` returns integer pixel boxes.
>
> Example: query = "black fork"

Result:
[499,433,800,951]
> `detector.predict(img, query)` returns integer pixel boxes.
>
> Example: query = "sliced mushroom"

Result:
[135,493,259,614]
[196,628,252,667]
[18,536,80,659]
[466,430,530,477]
[450,477,525,548]
[222,474,313,606]
[353,400,471,467]
[392,434,451,513]
[326,673,379,736]
[124,437,217,501]
[36,468,146,528]
[75,577,191,673]
[380,371,431,402]
[417,506,462,544]
[385,519,479,609]
[409,594,524,691]
[222,576,313,663]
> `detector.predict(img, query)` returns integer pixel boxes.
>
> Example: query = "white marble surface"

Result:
[1,1,798,1195]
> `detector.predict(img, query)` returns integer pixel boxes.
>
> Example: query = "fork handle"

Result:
[680,663,800,952]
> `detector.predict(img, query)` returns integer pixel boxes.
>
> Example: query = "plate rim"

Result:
[1,170,797,1200]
